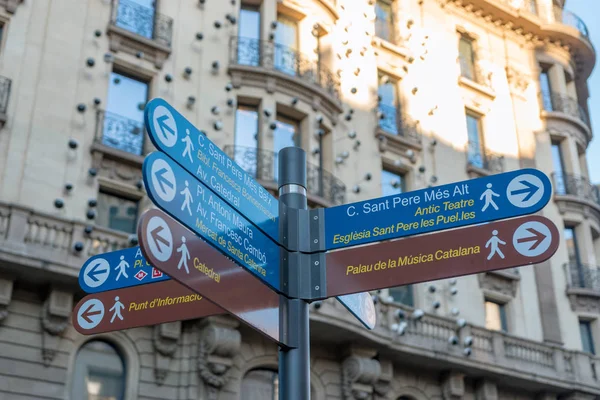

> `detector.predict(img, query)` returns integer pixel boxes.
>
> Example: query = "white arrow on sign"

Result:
[77,298,104,330]
[512,220,552,257]
[83,258,110,288]
[150,158,177,203]
[506,174,544,208]
[152,105,178,148]
[146,215,173,262]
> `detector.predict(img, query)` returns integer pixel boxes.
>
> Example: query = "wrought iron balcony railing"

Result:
[0,75,11,115]
[459,58,493,88]
[229,36,341,101]
[377,104,421,143]
[95,110,145,156]
[565,262,600,292]
[223,145,346,205]
[540,91,590,127]
[553,7,590,39]
[552,173,600,205]
[111,0,173,47]
[466,141,505,173]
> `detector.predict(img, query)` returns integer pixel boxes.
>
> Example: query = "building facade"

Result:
[0,0,597,398]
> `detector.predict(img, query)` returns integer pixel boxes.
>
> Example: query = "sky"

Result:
[566,0,600,183]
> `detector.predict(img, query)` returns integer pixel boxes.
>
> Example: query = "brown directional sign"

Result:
[137,209,284,346]
[325,215,559,297]
[72,280,223,335]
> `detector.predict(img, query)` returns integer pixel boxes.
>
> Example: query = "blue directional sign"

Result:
[143,152,281,292]
[79,246,169,294]
[336,293,376,330]
[144,98,279,242]
[324,168,552,250]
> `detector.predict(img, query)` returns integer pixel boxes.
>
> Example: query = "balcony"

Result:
[466,141,505,175]
[228,37,343,116]
[312,297,600,395]
[540,91,591,135]
[552,173,600,205]
[223,145,346,206]
[564,262,600,315]
[458,58,495,98]
[377,104,421,144]
[0,75,11,127]
[0,201,131,285]
[93,110,145,158]
[107,0,173,68]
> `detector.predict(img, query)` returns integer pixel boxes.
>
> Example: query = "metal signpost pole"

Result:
[278,147,310,400]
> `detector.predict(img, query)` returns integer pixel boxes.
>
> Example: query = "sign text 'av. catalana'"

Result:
[79,246,168,294]
[142,151,281,292]
[144,98,279,242]
[325,215,559,297]
[72,280,223,335]
[323,169,552,250]
[137,208,284,346]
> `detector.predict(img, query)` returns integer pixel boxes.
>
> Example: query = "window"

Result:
[381,169,405,196]
[103,71,149,155]
[234,105,259,176]
[378,74,399,135]
[580,320,596,354]
[242,369,279,400]
[70,341,126,400]
[564,227,580,265]
[273,115,300,179]
[238,4,261,66]
[0,22,4,51]
[539,68,553,111]
[551,142,566,194]
[485,300,508,331]
[389,286,414,306]
[527,0,538,15]
[564,226,586,287]
[458,35,476,81]
[374,0,394,42]
[96,192,140,234]
[115,0,156,39]
[274,15,298,75]
[465,111,485,169]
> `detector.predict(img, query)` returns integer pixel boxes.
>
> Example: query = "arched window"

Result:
[241,369,279,400]
[70,340,126,400]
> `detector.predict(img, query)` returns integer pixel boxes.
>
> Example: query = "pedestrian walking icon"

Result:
[180,180,193,216]
[115,255,130,281]
[177,236,191,274]
[480,183,500,212]
[486,230,506,260]
[152,105,177,148]
[109,296,125,323]
[182,129,194,163]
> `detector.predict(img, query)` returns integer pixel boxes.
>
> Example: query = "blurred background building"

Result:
[0,0,597,398]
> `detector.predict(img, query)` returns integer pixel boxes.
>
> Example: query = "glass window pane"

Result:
[564,227,579,264]
[539,70,553,111]
[0,23,4,49]
[465,113,483,168]
[70,341,125,400]
[389,285,413,306]
[375,0,392,41]
[237,7,261,66]
[381,169,404,196]
[274,16,298,75]
[580,321,596,354]
[115,0,155,39]
[234,106,259,176]
[104,72,148,155]
[96,192,139,234]
[273,116,299,178]
[458,37,475,80]
[485,300,507,331]
[551,143,566,194]
[242,369,279,400]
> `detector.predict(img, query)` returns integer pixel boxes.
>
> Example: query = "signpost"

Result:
[72,280,223,335]
[323,169,551,250]
[79,246,168,293]
[72,97,562,400]
[142,151,281,292]
[325,215,559,297]
[137,208,284,345]
[144,98,280,242]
